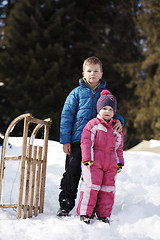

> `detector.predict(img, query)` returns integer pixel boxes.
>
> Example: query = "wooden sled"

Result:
[0,113,52,218]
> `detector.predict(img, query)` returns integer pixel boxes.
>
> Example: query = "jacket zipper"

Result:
[92,92,95,119]
[72,118,83,135]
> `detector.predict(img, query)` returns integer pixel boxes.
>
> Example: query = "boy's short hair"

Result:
[83,56,103,72]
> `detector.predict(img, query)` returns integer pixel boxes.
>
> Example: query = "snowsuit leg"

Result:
[96,167,117,218]
[77,163,103,217]
[59,142,81,212]
[77,158,117,218]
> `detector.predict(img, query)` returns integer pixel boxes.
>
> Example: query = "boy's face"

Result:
[82,64,103,88]
[99,106,114,122]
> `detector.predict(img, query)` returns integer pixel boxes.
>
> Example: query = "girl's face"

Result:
[99,106,114,122]
[82,64,103,88]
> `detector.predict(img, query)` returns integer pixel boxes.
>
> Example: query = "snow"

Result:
[0,137,160,240]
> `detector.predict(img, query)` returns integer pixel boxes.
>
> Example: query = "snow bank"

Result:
[0,138,160,240]
[128,139,160,154]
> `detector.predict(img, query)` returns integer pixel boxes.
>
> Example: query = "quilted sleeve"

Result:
[60,89,78,144]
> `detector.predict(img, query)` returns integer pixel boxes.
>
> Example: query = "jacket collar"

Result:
[97,114,116,128]
[79,78,106,91]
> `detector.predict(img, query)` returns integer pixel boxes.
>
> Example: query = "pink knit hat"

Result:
[97,90,117,113]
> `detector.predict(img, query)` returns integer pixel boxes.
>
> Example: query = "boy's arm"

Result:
[60,90,78,144]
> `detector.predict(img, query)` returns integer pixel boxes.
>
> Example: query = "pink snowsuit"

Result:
[77,116,124,218]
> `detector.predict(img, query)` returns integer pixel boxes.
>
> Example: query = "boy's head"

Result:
[83,56,103,72]
[82,56,103,88]
[97,90,117,114]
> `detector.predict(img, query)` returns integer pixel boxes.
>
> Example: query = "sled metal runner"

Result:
[0,113,52,219]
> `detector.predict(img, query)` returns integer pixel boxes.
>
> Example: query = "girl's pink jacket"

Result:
[81,116,124,167]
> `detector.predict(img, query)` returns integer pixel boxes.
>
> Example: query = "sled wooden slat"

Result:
[0,204,18,208]
[31,118,51,127]
[23,144,32,219]
[0,113,52,219]
[39,125,49,213]
[16,115,31,219]
[0,204,41,210]
[4,156,43,162]
[28,146,37,218]
[34,147,42,217]
[4,156,22,160]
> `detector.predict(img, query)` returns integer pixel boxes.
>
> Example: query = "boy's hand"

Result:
[113,120,122,132]
[63,143,71,155]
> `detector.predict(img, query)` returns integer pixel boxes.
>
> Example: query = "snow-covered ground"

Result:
[0,137,160,240]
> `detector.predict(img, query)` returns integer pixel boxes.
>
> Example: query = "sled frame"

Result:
[0,113,52,219]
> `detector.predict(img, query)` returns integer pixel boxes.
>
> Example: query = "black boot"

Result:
[57,208,69,217]
[80,215,91,224]
[98,217,110,224]
[57,198,73,217]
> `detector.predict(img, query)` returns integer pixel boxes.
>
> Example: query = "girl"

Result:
[77,90,124,224]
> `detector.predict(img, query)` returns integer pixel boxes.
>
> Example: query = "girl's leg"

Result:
[77,164,103,217]
[96,168,117,218]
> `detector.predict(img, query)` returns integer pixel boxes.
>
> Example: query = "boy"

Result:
[57,56,124,217]
[77,90,124,224]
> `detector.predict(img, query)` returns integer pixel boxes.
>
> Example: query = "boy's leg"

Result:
[58,142,81,214]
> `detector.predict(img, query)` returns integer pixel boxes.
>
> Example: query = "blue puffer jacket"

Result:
[60,78,124,144]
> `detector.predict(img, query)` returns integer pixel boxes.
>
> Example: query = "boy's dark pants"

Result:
[59,142,82,212]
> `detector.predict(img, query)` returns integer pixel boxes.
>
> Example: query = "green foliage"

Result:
[0,0,142,148]
[132,0,160,142]
[1,0,74,139]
